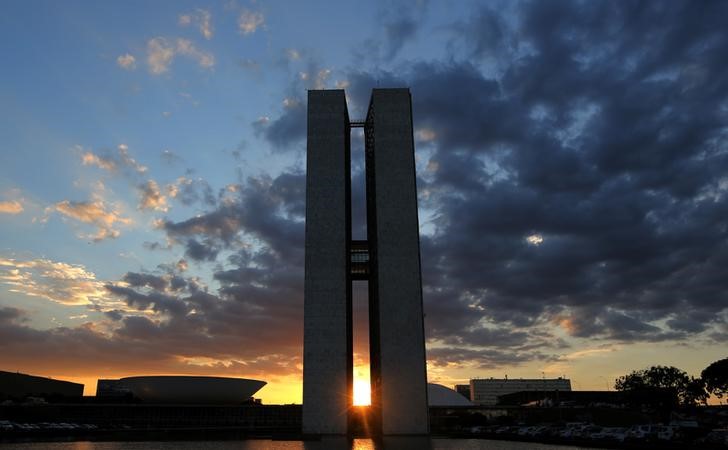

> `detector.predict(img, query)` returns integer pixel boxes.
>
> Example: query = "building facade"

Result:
[0,370,83,400]
[470,377,572,405]
[303,89,429,435]
[454,384,471,400]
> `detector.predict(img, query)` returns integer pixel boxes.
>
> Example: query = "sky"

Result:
[1,0,727,404]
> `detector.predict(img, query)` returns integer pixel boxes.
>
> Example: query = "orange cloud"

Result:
[0,200,23,214]
[0,257,113,306]
[138,180,168,212]
[81,144,147,175]
[53,199,132,241]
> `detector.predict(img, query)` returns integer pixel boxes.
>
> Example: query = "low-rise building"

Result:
[470,377,571,405]
[454,384,471,400]
[0,370,83,401]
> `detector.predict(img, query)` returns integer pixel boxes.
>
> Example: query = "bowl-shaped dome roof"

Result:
[428,383,473,406]
[118,376,266,404]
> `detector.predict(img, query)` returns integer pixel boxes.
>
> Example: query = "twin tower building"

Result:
[303,89,429,435]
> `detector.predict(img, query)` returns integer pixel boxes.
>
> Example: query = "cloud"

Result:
[238,9,264,35]
[383,16,418,59]
[146,37,215,74]
[354,2,428,62]
[427,346,555,369]
[4,170,305,389]
[178,9,213,39]
[137,180,168,212]
[80,145,169,215]
[253,57,333,150]
[0,200,23,214]
[158,171,305,262]
[0,302,303,395]
[170,0,728,362]
[81,144,148,176]
[5,0,728,391]
[253,106,305,151]
[160,149,183,164]
[51,199,131,241]
[0,217,306,380]
[166,176,215,207]
[0,257,112,306]
[116,54,136,70]
[147,37,176,74]
[299,0,728,359]
[175,38,215,69]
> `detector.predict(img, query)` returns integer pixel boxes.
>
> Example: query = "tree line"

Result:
[614,357,728,406]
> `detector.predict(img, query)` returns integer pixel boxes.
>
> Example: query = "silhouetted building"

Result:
[303,89,428,435]
[96,376,266,404]
[96,379,132,399]
[0,370,83,401]
[496,388,677,409]
[455,384,471,400]
[470,377,571,405]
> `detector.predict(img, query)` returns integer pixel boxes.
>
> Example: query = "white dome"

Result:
[427,383,473,406]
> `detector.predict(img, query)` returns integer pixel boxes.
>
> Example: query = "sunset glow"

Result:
[0,0,727,409]
[353,379,371,406]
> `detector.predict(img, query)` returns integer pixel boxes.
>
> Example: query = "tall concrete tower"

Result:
[303,89,429,435]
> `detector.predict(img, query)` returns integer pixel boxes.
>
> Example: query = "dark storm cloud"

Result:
[0,306,25,323]
[106,284,188,317]
[78,168,308,371]
[122,272,168,291]
[18,169,307,374]
[257,102,306,150]
[235,0,728,369]
[104,310,124,321]
[353,1,429,65]
[160,171,305,264]
[254,54,332,150]
[1,177,308,373]
[0,302,300,378]
[184,238,219,261]
[427,346,554,369]
[342,0,728,351]
[177,0,728,369]
[169,176,216,207]
[383,16,417,60]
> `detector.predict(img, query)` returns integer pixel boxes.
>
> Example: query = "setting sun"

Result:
[353,379,371,406]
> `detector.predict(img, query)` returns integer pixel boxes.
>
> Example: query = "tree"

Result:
[614,365,707,406]
[701,357,728,399]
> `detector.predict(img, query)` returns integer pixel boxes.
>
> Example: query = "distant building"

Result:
[96,379,132,398]
[96,376,266,404]
[454,384,471,400]
[0,370,83,401]
[470,377,571,405]
[427,384,473,407]
[497,388,676,409]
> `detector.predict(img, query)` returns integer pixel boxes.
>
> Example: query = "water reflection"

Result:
[3,439,600,450]
[306,437,433,450]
